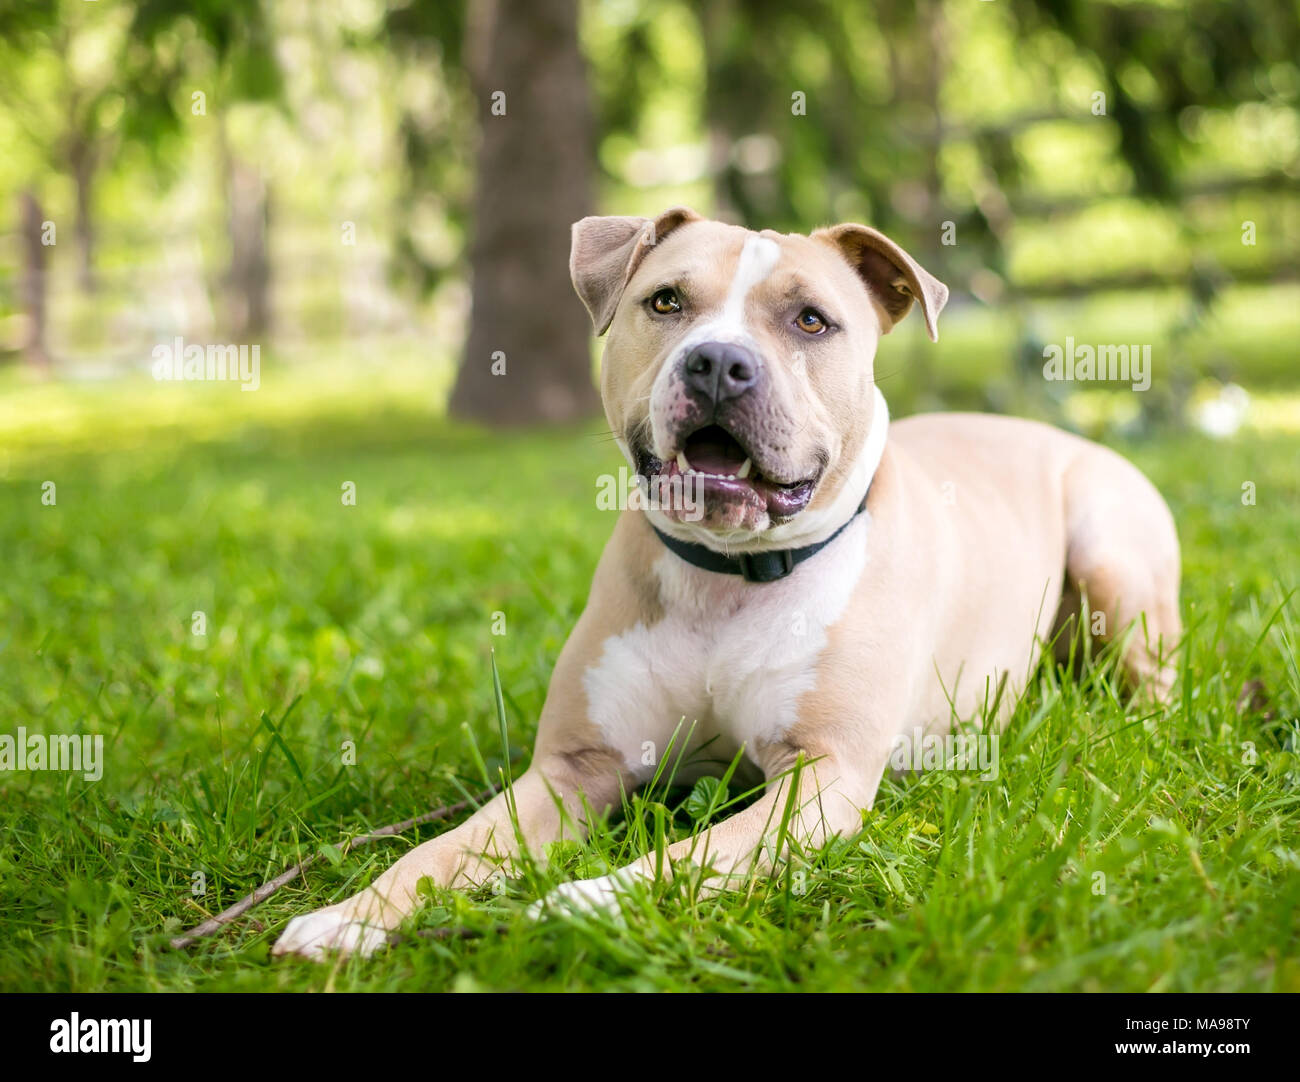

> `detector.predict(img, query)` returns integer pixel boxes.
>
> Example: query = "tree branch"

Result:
[168,786,498,950]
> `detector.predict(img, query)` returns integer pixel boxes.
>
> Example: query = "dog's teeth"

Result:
[735,458,752,480]
[676,451,691,472]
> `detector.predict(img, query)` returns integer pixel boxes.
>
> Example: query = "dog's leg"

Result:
[273,752,622,958]
[273,528,669,959]
[1062,445,1183,700]
[533,745,877,917]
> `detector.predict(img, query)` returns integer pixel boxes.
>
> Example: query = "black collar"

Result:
[649,487,870,583]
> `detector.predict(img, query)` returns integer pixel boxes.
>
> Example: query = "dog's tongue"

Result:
[685,428,749,474]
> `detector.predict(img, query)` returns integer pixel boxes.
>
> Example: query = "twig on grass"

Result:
[168,786,498,950]
[411,924,510,943]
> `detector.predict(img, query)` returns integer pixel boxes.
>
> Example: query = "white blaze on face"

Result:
[714,234,781,340]
[650,233,783,455]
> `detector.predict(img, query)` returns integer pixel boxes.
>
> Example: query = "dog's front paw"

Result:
[272,904,390,960]
[527,872,633,922]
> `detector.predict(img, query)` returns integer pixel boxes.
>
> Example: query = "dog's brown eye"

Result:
[650,288,681,315]
[796,307,827,334]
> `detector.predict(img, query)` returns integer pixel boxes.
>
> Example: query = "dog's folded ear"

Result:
[814,223,949,342]
[570,206,703,335]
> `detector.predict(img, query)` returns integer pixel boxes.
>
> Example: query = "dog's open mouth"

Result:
[636,424,819,524]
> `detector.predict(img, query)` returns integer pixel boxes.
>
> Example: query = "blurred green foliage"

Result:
[0,0,1295,395]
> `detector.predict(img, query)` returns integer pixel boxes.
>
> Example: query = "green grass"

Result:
[1,355,1298,992]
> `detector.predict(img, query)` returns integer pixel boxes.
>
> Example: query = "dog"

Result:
[273,207,1181,958]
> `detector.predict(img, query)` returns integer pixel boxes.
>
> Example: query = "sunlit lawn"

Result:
[1,346,1297,991]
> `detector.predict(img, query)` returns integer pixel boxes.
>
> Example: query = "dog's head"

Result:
[571,208,947,549]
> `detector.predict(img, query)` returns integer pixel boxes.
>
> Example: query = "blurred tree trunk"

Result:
[700,3,756,225]
[67,133,97,293]
[55,50,101,296]
[910,0,947,404]
[220,119,272,339]
[18,190,50,370]
[449,0,599,426]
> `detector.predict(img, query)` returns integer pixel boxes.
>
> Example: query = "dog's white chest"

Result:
[582,517,869,778]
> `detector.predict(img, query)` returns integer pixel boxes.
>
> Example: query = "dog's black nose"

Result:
[682,342,761,404]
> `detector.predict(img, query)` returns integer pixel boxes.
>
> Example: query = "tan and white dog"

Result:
[274,208,1181,959]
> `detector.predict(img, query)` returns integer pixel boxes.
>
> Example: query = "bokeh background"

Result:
[1,0,1298,430]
